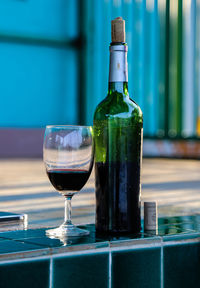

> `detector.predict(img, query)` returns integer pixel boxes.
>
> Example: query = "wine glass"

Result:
[43,125,93,238]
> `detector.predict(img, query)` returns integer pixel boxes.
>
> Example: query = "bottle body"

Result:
[94,79,143,235]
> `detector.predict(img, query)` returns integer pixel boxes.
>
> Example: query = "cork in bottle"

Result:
[111,17,125,43]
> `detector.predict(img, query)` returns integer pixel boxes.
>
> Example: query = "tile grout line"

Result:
[163,237,200,246]
[49,257,53,288]
[110,242,161,252]
[161,241,164,288]
[0,254,52,265]
[51,247,110,259]
[109,249,112,288]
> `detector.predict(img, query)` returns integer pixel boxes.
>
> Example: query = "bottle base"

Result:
[95,227,142,238]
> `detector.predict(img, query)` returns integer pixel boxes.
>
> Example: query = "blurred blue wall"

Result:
[0,0,79,127]
[83,0,200,138]
[0,0,200,139]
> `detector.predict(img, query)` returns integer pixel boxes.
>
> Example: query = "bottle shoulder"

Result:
[129,97,143,117]
[93,96,111,120]
[94,93,143,122]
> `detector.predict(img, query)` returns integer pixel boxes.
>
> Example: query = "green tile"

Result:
[159,223,196,232]
[112,247,161,288]
[193,222,200,232]
[96,229,160,243]
[22,229,109,250]
[0,259,50,288]
[0,228,47,240]
[158,215,200,231]
[148,226,185,237]
[192,215,200,223]
[109,234,162,250]
[0,239,47,254]
[97,232,145,242]
[53,252,109,288]
[158,216,193,225]
[22,233,97,248]
[174,223,196,231]
[189,216,200,231]
[164,243,200,288]
[22,237,64,248]
[0,237,9,242]
[78,224,96,234]
[162,229,200,241]
[2,224,109,250]
[145,223,200,241]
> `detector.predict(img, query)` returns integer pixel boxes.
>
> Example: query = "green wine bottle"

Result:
[93,17,143,235]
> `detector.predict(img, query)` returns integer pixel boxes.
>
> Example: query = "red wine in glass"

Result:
[47,169,91,193]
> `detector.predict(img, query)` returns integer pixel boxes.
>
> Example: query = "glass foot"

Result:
[46,223,89,238]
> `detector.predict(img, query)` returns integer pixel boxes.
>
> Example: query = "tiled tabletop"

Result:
[0,215,199,261]
[0,158,199,260]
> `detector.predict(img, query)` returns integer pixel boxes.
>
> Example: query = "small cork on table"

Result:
[111,17,125,43]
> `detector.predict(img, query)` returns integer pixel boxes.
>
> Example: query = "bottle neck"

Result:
[108,43,128,93]
[108,82,128,95]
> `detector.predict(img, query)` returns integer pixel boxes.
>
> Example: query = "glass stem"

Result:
[64,196,72,225]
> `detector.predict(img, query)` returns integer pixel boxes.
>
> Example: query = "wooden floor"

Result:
[0,158,199,229]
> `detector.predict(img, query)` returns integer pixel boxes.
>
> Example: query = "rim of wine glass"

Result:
[46,125,92,129]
